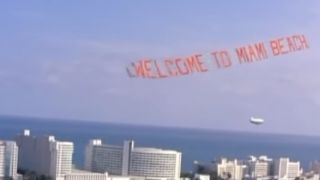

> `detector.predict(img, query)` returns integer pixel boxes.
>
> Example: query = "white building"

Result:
[0,140,20,180]
[128,147,181,179]
[0,145,3,179]
[274,158,302,180]
[193,174,210,180]
[216,158,246,180]
[246,156,273,179]
[85,139,181,180]
[300,171,320,180]
[15,129,74,180]
[62,169,130,180]
[50,141,74,179]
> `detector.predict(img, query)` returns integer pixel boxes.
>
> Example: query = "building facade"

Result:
[0,140,19,180]
[85,139,181,180]
[50,141,74,179]
[62,170,130,180]
[85,139,123,175]
[15,130,74,180]
[274,158,301,180]
[246,156,273,179]
[128,147,181,178]
[216,158,246,180]
[193,174,210,180]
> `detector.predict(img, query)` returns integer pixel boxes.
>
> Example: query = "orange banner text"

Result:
[126,34,309,79]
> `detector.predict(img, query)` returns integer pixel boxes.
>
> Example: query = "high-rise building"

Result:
[0,140,20,180]
[128,147,181,179]
[85,139,181,180]
[85,139,123,175]
[274,158,301,180]
[0,145,3,179]
[246,156,273,179]
[50,141,74,179]
[15,129,74,180]
[216,158,246,180]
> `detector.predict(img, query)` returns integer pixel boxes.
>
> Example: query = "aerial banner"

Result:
[126,34,309,79]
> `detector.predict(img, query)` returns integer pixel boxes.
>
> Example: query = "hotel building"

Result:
[85,139,181,180]
[15,129,73,180]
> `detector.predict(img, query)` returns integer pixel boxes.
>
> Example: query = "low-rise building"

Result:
[193,174,210,180]
[61,169,130,180]
[299,171,320,180]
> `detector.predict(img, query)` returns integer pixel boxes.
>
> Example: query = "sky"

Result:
[0,1,320,135]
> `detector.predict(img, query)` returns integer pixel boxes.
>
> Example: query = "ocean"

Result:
[1,116,320,172]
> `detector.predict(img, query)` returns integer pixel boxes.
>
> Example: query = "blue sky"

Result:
[0,1,320,135]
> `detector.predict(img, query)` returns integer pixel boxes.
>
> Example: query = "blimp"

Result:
[249,117,264,125]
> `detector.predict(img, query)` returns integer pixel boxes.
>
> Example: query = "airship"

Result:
[249,117,264,125]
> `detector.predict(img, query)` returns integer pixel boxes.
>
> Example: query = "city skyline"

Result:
[1,1,320,135]
[2,129,320,180]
